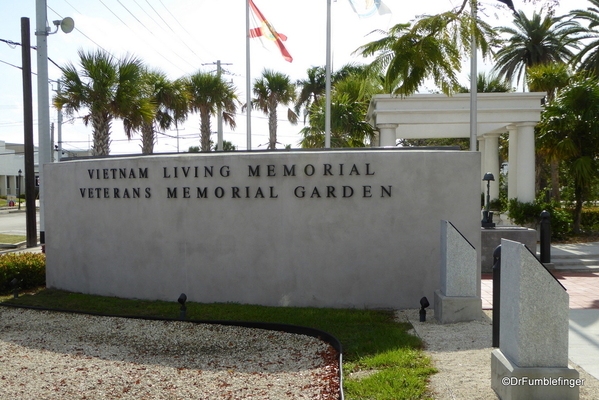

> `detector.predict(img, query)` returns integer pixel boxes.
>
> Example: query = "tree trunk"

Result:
[551,159,560,201]
[573,185,583,234]
[141,123,155,154]
[91,113,112,156]
[268,101,278,150]
[200,107,212,152]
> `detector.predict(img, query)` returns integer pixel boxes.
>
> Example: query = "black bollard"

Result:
[419,296,430,322]
[492,245,501,348]
[178,293,187,320]
[540,210,551,264]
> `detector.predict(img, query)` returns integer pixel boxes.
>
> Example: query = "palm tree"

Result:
[185,71,238,152]
[251,69,298,149]
[492,10,582,90]
[299,71,378,148]
[355,0,497,96]
[458,72,512,93]
[355,22,461,96]
[528,62,572,200]
[299,94,374,148]
[53,49,153,156]
[571,0,599,76]
[294,66,326,122]
[537,75,599,232]
[139,70,189,154]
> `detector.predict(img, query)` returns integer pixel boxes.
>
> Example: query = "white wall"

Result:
[44,149,481,309]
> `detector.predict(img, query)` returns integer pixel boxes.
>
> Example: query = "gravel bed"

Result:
[0,307,340,399]
[396,309,599,400]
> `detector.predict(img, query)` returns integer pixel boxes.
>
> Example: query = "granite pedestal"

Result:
[434,220,481,323]
[481,227,537,273]
[491,239,579,400]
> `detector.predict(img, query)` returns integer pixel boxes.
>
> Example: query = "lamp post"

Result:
[482,172,496,228]
[17,169,22,210]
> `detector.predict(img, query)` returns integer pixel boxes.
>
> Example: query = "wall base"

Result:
[433,290,481,324]
[491,349,580,400]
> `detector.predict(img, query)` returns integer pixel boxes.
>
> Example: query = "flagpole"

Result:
[246,0,252,150]
[325,0,332,149]
[469,0,477,151]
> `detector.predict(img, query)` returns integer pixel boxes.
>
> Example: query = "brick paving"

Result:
[481,272,599,310]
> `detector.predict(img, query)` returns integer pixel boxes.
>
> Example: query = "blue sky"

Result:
[0,0,587,155]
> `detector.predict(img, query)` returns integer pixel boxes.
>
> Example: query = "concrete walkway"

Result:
[482,241,599,381]
[551,241,599,272]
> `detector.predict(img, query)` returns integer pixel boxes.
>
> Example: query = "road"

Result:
[0,211,39,236]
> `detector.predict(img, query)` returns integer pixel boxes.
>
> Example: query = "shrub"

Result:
[580,207,599,232]
[507,199,573,240]
[0,253,45,294]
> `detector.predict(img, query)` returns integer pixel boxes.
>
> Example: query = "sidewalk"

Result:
[0,245,43,255]
[481,241,599,381]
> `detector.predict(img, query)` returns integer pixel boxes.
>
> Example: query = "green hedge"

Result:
[507,199,573,240]
[580,207,599,231]
[0,253,45,294]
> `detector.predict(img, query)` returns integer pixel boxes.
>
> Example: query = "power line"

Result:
[0,58,26,71]
[116,0,153,36]
[114,0,200,71]
[132,0,162,29]
[0,38,61,69]
[93,0,193,74]
[61,0,82,15]
[152,0,208,64]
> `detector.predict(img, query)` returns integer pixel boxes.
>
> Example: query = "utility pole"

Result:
[36,0,50,244]
[203,60,232,151]
[56,80,63,161]
[21,17,38,248]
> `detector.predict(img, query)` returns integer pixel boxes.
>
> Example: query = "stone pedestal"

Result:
[492,350,579,400]
[434,290,481,324]
[491,239,579,400]
[434,220,481,323]
[481,227,537,273]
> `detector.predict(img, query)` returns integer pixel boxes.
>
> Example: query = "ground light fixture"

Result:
[10,278,19,299]
[482,172,496,228]
[419,296,430,322]
[178,293,187,320]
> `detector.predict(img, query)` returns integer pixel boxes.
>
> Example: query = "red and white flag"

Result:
[248,0,293,62]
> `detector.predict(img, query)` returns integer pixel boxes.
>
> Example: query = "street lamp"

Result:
[482,172,496,228]
[17,169,22,210]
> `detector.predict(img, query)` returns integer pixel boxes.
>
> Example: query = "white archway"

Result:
[367,92,546,203]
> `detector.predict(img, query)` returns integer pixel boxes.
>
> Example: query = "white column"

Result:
[507,124,518,201]
[516,122,536,203]
[478,137,486,194]
[377,123,398,147]
[483,133,500,202]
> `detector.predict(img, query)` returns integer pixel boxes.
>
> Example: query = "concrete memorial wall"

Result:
[44,149,480,309]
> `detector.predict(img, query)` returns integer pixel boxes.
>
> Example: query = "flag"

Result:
[497,0,516,12]
[348,0,391,18]
[249,0,293,62]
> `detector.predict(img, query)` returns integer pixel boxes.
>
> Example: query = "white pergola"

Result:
[367,92,546,203]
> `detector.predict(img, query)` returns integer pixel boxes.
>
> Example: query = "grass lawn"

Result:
[0,234,27,244]
[1,289,436,399]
